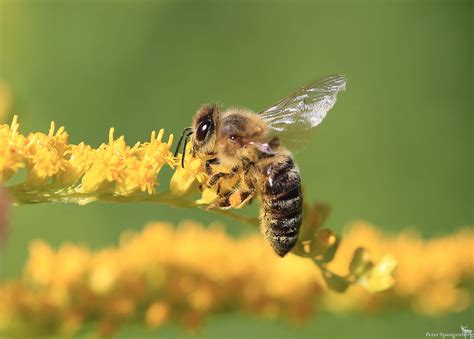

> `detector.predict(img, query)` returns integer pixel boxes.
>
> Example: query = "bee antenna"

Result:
[174,127,192,157]
[181,131,192,168]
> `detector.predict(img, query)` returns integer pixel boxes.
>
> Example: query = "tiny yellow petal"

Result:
[146,301,169,328]
[358,255,397,292]
[170,154,205,196]
[195,186,218,205]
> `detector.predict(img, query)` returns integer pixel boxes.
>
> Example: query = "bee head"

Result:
[191,103,220,153]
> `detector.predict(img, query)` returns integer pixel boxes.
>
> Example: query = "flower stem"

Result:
[7,185,260,227]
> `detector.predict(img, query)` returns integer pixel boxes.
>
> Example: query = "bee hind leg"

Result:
[209,193,233,210]
[232,187,255,209]
[231,175,256,209]
[208,183,255,210]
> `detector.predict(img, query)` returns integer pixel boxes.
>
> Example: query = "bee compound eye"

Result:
[196,119,211,142]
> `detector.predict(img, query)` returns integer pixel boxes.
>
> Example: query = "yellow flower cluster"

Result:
[0,221,321,337]
[0,116,175,196]
[0,116,218,208]
[169,151,207,197]
[323,222,474,316]
[0,221,472,337]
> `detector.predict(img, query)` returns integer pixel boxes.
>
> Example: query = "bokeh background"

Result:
[0,0,472,338]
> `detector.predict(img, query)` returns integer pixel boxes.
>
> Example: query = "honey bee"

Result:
[175,75,346,256]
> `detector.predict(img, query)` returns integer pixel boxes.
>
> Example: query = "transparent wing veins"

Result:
[258,75,347,147]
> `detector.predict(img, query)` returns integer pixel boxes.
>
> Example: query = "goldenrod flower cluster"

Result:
[0,221,471,337]
[323,223,474,316]
[0,222,322,337]
[0,116,219,209]
[0,116,175,198]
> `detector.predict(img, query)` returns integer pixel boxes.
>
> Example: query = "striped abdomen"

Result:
[259,156,303,257]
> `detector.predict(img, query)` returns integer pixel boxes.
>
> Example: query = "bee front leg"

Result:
[205,158,220,175]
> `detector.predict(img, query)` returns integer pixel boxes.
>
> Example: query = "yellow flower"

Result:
[24,122,69,186]
[25,240,56,286]
[195,186,219,205]
[0,116,26,182]
[170,151,206,196]
[117,130,174,195]
[88,249,122,295]
[80,128,132,192]
[146,301,170,328]
[56,142,95,187]
[357,255,397,292]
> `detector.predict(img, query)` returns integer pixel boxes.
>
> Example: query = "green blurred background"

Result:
[0,0,472,338]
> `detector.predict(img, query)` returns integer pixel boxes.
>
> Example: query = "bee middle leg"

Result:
[209,176,256,210]
[207,166,240,187]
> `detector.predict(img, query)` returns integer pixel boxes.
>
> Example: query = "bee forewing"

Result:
[258,75,347,150]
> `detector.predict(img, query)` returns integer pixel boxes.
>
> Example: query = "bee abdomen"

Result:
[260,157,303,257]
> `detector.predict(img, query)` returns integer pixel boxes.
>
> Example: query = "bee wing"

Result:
[258,75,347,149]
[248,141,277,155]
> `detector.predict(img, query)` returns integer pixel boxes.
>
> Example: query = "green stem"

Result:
[6,185,259,228]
